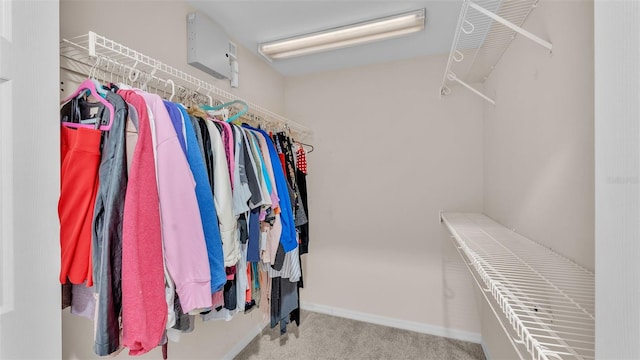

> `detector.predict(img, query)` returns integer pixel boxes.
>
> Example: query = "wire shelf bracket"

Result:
[441,0,553,105]
[442,213,594,360]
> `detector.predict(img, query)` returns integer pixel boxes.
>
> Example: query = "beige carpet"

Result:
[235,311,486,360]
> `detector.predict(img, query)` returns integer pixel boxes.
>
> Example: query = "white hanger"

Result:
[166,79,175,101]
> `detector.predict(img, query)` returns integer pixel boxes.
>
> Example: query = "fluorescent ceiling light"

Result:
[258,9,426,61]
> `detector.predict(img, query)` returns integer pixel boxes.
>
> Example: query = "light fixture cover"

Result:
[258,8,426,61]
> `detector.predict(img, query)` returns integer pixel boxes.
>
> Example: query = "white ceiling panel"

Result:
[188,1,463,76]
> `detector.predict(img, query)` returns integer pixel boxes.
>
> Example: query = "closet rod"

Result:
[60,31,312,139]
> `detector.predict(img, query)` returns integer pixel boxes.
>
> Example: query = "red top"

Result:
[59,126,102,286]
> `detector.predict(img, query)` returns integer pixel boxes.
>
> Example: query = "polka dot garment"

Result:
[296,146,308,174]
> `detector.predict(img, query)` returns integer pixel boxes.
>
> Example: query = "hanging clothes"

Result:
[245,128,282,264]
[83,91,128,356]
[118,89,166,356]
[59,76,312,356]
[231,125,252,215]
[252,127,297,253]
[175,104,226,294]
[275,133,308,228]
[59,96,105,321]
[59,87,129,356]
[296,146,310,255]
[58,126,101,286]
[205,119,241,267]
[137,91,212,314]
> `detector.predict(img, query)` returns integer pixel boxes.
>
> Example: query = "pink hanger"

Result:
[60,79,114,131]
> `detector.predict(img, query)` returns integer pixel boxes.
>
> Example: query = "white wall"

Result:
[480,0,594,358]
[285,55,484,339]
[482,0,594,271]
[60,0,285,113]
[57,1,602,359]
[594,1,640,358]
[480,299,519,360]
[59,1,285,358]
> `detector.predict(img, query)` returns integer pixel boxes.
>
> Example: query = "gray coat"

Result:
[91,91,128,356]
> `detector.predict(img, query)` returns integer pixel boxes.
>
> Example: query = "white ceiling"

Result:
[188,1,463,77]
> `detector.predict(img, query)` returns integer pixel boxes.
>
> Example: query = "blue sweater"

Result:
[173,103,226,292]
[163,101,187,155]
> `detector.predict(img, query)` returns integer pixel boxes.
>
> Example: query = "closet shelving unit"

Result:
[441,213,594,360]
[440,0,552,104]
[59,31,311,139]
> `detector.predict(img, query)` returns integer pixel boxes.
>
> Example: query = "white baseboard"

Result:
[481,340,492,360]
[300,302,482,344]
[221,322,267,360]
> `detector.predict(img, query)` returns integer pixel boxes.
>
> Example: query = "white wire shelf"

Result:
[440,0,552,104]
[441,212,594,360]
[60,31,312,139]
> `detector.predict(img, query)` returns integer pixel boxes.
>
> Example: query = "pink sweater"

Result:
[119,90,166,355]
[136,91,212,313]
[212,119,235,188]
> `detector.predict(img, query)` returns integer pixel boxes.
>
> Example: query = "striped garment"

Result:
[266,246,301,282]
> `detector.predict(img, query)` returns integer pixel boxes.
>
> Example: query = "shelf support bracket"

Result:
[469,2,552,52]
[88,31,96,57]
[447,72,496,105]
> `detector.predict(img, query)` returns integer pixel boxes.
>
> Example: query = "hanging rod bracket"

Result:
[88,31,96,57]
